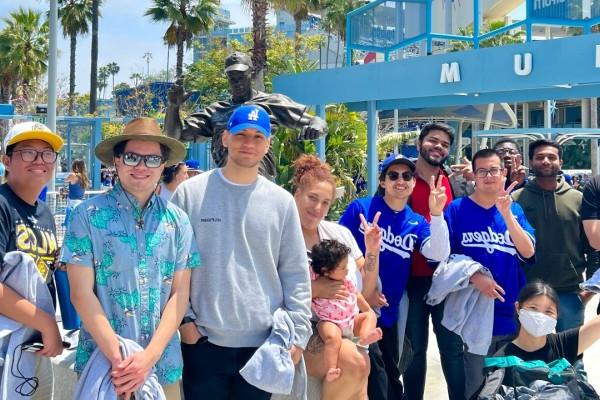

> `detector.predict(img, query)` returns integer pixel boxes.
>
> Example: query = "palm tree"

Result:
[450,21,525,52]
[323,0,359,67]
[106,61,120,96]
[0,29,14,103]
[0,8,49,101]
[145,0,218,79]
[130,72,144,87]
[247,0,269,90]
[89,0,102,113]
[98,65,109,99]
[58,0,93,115]
[271,0,321,62]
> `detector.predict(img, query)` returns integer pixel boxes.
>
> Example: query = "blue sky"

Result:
[0,0,255,94]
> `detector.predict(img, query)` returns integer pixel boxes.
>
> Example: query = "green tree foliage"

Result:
[145,0,218,78]
[58,92,90,115]
[0,8,49,106]
[102,121,124,139]
[320,0,363,67]
[185,33,320,105]
[271,0,321,63]
[185,32,367,213]
[377,131,418,159]
[450,20,525,52]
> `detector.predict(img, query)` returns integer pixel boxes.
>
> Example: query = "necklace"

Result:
[121,188,146,229]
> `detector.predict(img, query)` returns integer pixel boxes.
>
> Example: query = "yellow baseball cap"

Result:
[3,121,64,153]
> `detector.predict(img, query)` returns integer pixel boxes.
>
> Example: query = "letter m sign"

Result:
[440,62,461,83]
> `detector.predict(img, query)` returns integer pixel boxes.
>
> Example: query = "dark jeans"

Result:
[368,341,389,400]
[379,321,405,400]
[181,339,271,400]
[557,292,585,332]
[404,277,466,400]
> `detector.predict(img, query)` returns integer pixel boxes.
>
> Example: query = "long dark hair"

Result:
[71,159,90,190]
[162,162,185,184]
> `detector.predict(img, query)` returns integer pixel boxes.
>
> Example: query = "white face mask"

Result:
[518,309,557,337]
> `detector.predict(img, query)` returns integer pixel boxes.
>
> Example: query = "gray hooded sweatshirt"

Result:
[171,169,312,349]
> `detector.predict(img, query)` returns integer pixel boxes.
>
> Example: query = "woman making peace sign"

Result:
[339,154,451,399]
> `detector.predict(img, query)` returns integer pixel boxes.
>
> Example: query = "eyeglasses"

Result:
[495,148,520,156]
[121,152,165,168]
[11,149,57,164]
[386,171,414,181]
[475,167,502,178]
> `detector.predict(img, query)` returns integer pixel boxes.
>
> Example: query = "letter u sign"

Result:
[514,53,532,76]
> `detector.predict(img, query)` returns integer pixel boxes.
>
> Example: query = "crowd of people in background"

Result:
[3,112,600,400]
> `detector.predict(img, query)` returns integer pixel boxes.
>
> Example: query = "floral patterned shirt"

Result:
[60,183,200,385]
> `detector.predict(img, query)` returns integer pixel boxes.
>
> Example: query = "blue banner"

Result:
[529,0,600,20]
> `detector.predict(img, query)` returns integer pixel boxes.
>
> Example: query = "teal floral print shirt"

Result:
[60,183,200,385]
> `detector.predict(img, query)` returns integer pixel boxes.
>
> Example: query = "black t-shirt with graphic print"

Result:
[0,183,58,300]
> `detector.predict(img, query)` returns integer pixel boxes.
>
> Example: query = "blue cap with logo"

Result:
[379,154,416,174]
[185,159,201,171]
[227,105,271,138]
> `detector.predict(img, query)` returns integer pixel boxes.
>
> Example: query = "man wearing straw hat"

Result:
[61,117,200,399]
[0,121,65,358]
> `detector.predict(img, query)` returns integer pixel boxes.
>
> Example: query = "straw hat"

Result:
[95,117,186,166]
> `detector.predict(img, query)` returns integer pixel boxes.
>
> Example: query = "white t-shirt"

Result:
[314,220,364,291]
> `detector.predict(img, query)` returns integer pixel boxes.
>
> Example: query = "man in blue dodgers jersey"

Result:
[444,148,535,398]
[339,154,450,399]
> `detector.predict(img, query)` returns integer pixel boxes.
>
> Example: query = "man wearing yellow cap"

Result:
[0,121,65,357]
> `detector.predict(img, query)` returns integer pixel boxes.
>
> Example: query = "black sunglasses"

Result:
[386,171,414,182]
[121,152,165,168]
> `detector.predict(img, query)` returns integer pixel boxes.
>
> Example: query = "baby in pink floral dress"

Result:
[311,239,382,382]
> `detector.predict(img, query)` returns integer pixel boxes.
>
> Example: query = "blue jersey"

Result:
[339,196,431,327]
[445,197,535,336]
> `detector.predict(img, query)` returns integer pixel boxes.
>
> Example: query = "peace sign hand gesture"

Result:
[449,156,475,181]
[428,175,447,216]
[496,179,518,218]
[359,211,382,255]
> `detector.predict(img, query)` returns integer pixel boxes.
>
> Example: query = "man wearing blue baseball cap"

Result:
[171,105,312,399]
[165,51,327,181]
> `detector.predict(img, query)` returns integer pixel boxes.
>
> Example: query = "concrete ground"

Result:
[423,295,600,399]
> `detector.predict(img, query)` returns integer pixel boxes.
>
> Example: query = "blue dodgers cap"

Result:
[379,154,416,174]
[227,105,271,138]
[185,159,201,171]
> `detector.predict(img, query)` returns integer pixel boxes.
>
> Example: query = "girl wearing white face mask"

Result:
[496,281,600,370]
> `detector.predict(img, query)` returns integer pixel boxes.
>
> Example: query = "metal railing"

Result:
[45,190,105,247]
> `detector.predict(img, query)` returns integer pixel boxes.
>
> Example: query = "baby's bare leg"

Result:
[353,312,383,346]
[317,321,343,382]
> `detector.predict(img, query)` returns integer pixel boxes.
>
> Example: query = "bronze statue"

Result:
[164,52,327,180]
